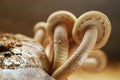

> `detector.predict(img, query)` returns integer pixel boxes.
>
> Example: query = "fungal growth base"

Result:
[0,10,111,80]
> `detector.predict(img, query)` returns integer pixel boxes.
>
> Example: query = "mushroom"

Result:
[33,22,51,47]
[47,11,77,72]
[52,11,111,80]
[72,11,112,49]
[82,50,107,72]
[33,22,47,43]
[33,22,53,63]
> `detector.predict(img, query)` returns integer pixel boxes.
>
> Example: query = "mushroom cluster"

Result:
[33,10,111,80]
[0,10,111,80]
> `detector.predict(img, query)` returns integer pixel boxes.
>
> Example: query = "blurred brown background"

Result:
[0,0,120,61]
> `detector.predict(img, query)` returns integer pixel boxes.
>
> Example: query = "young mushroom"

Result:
[33,22,51,47]
[33,22,53,63]
[33,22,47,44]
[82,50,107,72]
[52,11,111,80]
[73,11,112,49]
[47,11,77,72]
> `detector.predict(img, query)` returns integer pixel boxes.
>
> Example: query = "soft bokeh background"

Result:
[0,0,120,80]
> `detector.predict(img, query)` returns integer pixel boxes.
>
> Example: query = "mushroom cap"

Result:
[83,50,107,72]
[33,22,47,34]
[47,10,77,38]
[72,11,112,49]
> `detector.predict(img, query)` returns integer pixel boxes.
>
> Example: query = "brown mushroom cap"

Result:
[83,50,107,72]
[47,10,77,38]
[72,11,112,49]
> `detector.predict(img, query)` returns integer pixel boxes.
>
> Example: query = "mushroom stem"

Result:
[33,22,52,48]
[52,26,98,80]
[52,23,69,72]
[34,29,45,43]
[46,11,76,73]
[33,22,47,44]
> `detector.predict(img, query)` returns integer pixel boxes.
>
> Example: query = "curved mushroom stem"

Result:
[52,26,98,80]
[33,22,47,43]
[33,22,51,48]
[69,41,107,72]
[46,11,77,73]
[82,50,107,72]
[34,29,45,43]
[52,23,69,72]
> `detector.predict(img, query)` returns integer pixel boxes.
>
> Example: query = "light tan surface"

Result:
[68,63,120,80]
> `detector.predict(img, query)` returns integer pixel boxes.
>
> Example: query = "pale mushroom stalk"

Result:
[82,50,107,72]
[52,23,69,72]
[69,44,107,72]
[33,22,47,44]
[33,22,54,70]
[52,25,98,80]
[47,11,77,72]
[33,22,52,50]
[34,22,46,43]
[34,28,45,43]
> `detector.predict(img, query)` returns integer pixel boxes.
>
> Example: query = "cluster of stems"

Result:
[33,10,111,80]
